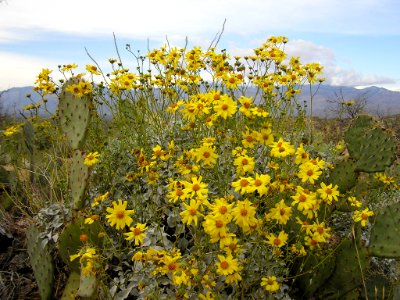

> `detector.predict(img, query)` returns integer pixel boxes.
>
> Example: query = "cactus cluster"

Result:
[296,114,399,299]
[27,79,97,299]
[330,115,396,193]
[26,225,54,300]
[58,78,93,209]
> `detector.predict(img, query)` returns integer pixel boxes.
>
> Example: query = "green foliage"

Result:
[26,225,54,300]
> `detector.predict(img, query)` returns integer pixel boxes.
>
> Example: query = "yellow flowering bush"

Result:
[6,34,398,299]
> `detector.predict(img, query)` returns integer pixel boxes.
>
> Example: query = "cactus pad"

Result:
[355,127,396,173]
[26,225,54,300]
[369,202,400,258]
[317,238,369,299]
[58,217,102,272]
[70,150,90,209]
[58,78,92,149]
[329,160,357,193]
[344,115,374,160]
[295,253,335,298]
[78,273,97,298]
[61,272,80,300]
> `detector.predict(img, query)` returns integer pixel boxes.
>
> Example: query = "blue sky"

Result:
[0,0,399,90]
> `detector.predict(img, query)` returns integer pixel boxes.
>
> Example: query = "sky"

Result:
[0,0,399,91]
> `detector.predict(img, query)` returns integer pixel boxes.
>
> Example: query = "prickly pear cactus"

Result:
[329,160,357,193]
[355,127,396,173]
[369,202,400,258]
[70,150,90,209]
[23,120,35,155]
[317,238,369,299]
[58,78,92,149]
[26,225,54,300]
[58,217,102,272]
[344,115,396,173]
[78,273,97,298]
[344,115,375,160]
[61,272,80,300]
[295,253,335,298]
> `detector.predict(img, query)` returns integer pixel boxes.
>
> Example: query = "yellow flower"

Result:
[266,231,288,248]
[270,138,295,158]
[216,254,240,276]
[203,214,230,243]
[231,199,258,233]
[265,200,292,225]
[317,182,340,204]
[231,177,254,195]
[353,208,374,227]
[180,199,203,226]
[261,276,280,292]
[3,125,21,136]
[209,197,234,222]
[250,173,271,196]
[84,151,100,166]
[183,176,208,199]
[106,200,134,230]
[347,196,362,208]
[86,64,101,75]
[195,144,219,166]
[241,128,260,149]
[297,162,322,184]
[92,191,110,207]
[233,155,255,175]
[84,215,99,224]
[124,223,148,246]
[213,94,237,119]
[61,63,78,72]
[295,143,309,165]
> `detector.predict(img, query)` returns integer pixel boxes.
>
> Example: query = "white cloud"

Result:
[0,52,61,90]
[0,0,399,44]
[285,39,396,87]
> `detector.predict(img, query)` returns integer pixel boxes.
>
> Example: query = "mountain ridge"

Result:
[1,84,400,117]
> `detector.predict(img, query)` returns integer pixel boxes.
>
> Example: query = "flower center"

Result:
[299,194,307,202]
[116,211,125,219]
[253,179,261,186]
[241,158,248,165]
[240,179,249,187]
[240,208,248,216]
[325,188,332,195]
[189,208,197,216]
[220,261,229,269]
[221,104,229,110]
[192,184,201,191]
[134,227,142,235]
[307,170,314,176]
[203,152,211,158]
[219,206,227,214]
[215,220,224,228]
[273,238,281,246]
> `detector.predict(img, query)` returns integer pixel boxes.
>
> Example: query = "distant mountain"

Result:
[1,85,400,117]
